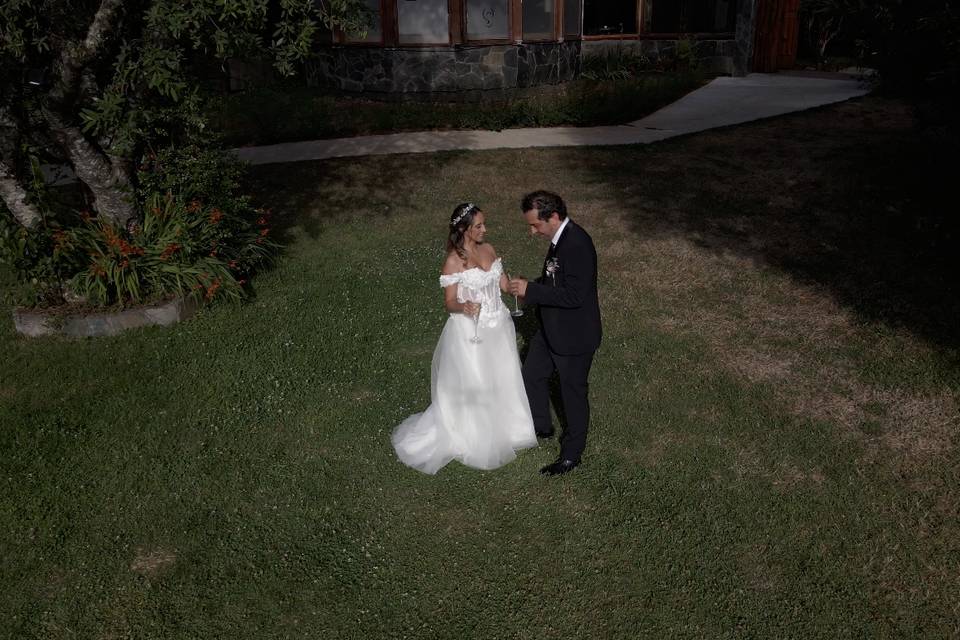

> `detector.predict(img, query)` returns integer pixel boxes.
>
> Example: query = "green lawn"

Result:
[2,96,958,639]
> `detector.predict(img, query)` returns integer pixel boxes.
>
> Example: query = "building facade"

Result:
[307,0,777,95]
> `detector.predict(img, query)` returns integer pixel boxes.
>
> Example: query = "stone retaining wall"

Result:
[13,296,198,338]
[581,38,739,75]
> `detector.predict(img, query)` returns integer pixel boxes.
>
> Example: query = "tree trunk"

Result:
[0,158,42,229]
[43,0,136,228]
[45,109,136,228]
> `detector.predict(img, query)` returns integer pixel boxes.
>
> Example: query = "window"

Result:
[398,0,450,44]
[649,0,736,33]
[466,0,510,40]
[343,0,383,43]
[564,0,582,36]
[522,0,555,40]
[582,0,637,36]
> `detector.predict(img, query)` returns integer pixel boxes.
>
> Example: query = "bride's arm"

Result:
[441,253,476,315]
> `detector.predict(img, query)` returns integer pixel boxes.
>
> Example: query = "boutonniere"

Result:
[545,257,559,285]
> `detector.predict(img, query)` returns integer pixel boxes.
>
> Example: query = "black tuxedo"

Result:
[521,220,602,461]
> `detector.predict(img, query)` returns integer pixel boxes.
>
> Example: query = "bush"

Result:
[0,145,276,309]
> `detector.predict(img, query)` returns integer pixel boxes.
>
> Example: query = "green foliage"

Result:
[0,143,276,308]
[581,42,699,82]
[0,212,67,307]
[0,155,73,307]
[211,73,707,146]
[66,147,275,307]
[1,0,366,308]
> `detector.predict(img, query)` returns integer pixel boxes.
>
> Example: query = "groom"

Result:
[509,191,602,476]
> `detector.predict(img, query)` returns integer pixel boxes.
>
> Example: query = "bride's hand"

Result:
[462,301,480,316]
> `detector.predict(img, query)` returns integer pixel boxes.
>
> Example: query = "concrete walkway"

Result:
[234,73,871,166]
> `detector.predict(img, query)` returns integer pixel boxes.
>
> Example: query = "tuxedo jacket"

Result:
[523,220,602,356]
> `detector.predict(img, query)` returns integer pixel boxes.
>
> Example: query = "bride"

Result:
[392,203,537,474]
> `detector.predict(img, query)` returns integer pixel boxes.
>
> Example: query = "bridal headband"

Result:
[451,203,478,227]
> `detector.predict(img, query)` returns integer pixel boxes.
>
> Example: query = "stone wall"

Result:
[306,41,581,96]
[581,39,739,76]
[734,0,758,75]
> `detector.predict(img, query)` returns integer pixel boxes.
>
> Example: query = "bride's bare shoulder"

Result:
[441,251,465,275]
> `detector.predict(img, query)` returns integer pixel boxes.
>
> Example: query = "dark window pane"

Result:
[564,0,582,35]
[398,0,450,44]
[583,0,637,36]
[522,0,555,40]
[650,0,737,33]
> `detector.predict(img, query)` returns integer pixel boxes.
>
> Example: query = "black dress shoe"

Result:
[540,458,580,476]
[535,430,555,439]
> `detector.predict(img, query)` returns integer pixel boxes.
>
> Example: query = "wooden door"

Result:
[752,0,800,72]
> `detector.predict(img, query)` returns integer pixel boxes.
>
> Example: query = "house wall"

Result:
[305,42,581,96]
[303,0,762,96]
[582,0,759,76]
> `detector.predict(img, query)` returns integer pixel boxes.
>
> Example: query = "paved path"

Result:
[234,72,871,166]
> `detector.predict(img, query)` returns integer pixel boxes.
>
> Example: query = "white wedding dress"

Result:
[392,258,537,474]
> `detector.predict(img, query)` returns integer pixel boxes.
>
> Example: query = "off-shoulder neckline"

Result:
[451,256,501,276]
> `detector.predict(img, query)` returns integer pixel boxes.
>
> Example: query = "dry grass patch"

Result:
[129,547,176,578]
[619,431,698,468]
[602,217,958,474]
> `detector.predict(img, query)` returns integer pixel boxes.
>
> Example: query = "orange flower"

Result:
[160,242,180,260]
[257,216,268,226]
[187,200,202,213]
[209,208,224,223]
[259,227,270,237]
[205,278,222,300]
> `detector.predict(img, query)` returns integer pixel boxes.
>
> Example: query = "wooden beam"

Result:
[511,0,523,42]
[383,0,398,46]
[449,0,463,45]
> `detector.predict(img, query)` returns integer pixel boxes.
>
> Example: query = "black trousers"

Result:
[522,330,595,461]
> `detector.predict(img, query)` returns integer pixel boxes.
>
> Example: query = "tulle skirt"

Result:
[392,308,537,474]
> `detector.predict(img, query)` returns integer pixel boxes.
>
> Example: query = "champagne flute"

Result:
[470,300,482,344]
[506,271,524,317]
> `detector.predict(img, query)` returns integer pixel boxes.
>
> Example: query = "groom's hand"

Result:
[508,277,528,298]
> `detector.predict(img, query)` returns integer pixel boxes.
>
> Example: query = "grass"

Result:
[2,95,959,638]
[209,72,708,147]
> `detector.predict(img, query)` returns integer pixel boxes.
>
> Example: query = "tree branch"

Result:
[0,158,42,229]
[51,0,126,102]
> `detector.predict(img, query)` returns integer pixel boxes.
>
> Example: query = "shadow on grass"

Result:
[244,149,478,243]
[570,96,960,353]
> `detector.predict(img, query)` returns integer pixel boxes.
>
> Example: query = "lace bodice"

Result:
[439,257,504,325]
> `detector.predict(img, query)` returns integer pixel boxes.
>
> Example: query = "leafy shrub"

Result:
[0,213,71,307]
[67,191,273,306]
[0,144,276,309]
[581,48,654,81]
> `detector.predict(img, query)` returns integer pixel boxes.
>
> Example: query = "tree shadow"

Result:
[567,95,960,354]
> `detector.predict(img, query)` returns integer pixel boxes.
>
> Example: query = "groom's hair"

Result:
[522,191,567,221]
